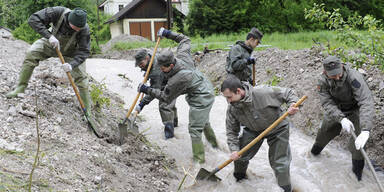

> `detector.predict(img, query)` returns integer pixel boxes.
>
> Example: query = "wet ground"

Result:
[87,58,384,192]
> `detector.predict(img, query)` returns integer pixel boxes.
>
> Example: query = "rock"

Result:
[6,116,13,123]
[115,146,123,154]
[94,175,102,184]
[358,68,367,75]
[299,68,305,73]
[7,106,17,116]
[20,110,36,118]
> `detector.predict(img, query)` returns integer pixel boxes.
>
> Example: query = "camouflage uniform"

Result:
[145,32,218,163]
[226,41,254,83]
[313,65,374,160]
[226,83,298,189]
[7,6,91,113]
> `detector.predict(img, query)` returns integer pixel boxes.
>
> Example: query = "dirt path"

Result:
[87,58,384,192]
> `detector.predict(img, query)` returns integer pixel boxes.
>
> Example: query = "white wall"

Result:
[103,0,134,15]
[110,21,123,38]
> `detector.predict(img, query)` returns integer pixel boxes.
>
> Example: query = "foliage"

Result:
[186,0,384,37]
[90,81,111,112]
[12,22,40,44]
[305,3,384,69]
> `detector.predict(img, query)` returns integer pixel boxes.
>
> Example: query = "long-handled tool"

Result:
[55,48,102,138]
[351,131,384,192]
[118,37,161,144]
[252,62,256,86]
[196,95,308,181]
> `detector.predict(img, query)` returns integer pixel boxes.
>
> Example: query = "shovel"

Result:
[196,95,308,181]
[118,93,143,143]
[351,131,384,192]
[55,48,102,138]
[118,37,161,144]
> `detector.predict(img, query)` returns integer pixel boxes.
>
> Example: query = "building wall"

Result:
[110,21,124,38]
[103,0,133,15]
[122,18,167,41]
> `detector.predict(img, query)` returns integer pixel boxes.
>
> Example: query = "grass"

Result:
[111,30,346,52]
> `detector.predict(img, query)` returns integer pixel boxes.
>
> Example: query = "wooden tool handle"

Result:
[217,95,308,170]
[124,37,161,119]
[252,63,256,86]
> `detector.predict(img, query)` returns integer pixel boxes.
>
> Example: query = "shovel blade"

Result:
[118,117,139,145]
[196,168,221,182]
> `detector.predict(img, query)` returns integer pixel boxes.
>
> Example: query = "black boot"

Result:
[173,117,178,127]
[233,172,247,182]
[280,184,292,192]
[164,123,174,139]
[352,159,364,181]
[311,144,323,156]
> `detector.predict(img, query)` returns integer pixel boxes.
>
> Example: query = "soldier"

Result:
[226,27,263,84]
[221,75,299,192]
[311,56,374,181]
[6,7,93,117]
[134,49,178,139]
[137,28,218,163]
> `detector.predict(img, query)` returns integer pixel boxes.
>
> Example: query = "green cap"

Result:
[323,56,342,76]
[68,8,87,28]
[158,50,175,67]
[134,49,148,66]
[248,27,263,42]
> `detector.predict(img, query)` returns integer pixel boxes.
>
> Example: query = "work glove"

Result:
[137,83,149,94]
[49,35,60,50]
[340,118,353,133]
[61,63,72,72]
[247,57,256,65]
[157,27,170,38]
[355,131,369,150]
[135,102,145,113]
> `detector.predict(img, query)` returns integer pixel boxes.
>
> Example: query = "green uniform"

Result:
[314,65,374,160]
[226,83,298,187]
[7,6,92,114]
[140,52,178,126]
[226,41,254,83]
[146,32,218,163]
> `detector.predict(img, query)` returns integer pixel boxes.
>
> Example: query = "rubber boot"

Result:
[164,122,174,139]
[203,123,218,148]
[6,65,34,98]
[79,88,92,117]
[310,144,323,156]
[233,172,247,182]
[280,184,292,192]
[191,139,205,164]
[173,117,178,127]
[352,159,364,181]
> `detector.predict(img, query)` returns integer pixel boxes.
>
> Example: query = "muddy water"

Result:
[87,59,383,192]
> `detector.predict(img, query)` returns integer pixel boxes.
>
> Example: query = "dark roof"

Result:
[106,0,148,24]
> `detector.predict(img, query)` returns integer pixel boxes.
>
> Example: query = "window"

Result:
[119,4,124,11]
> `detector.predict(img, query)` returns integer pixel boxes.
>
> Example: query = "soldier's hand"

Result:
[287,103,299,115]
[61,63,72,72]
[355,131,369,150]
[137,83,149,94]
[247,57,256,65]
[49,35,60,50]
[340,118,353,133]
[135,102,145,113]
[230,151,241,161]
[157,27,170,38]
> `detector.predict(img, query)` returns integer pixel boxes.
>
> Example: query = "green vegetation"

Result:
[90,81,111,112]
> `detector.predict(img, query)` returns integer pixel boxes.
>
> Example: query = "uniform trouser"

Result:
[188,101,215,162]
[314,110,363,160]
[234,124,292,187]
[23,39,90,107]
[159,98,177,125]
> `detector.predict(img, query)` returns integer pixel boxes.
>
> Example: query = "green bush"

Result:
[90,82,111,112]
[12,22,40,44]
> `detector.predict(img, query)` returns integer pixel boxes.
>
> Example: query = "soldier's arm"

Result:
[350,71,375,131]
[166,31,194,67]
[272,86,299,106]
[318,78,345,122]
[230,46,249,71]
[226,108,241,152]
[141,71,163,105]
[147,70,191,103]
[28,6,65,39]
[69,26,91,68]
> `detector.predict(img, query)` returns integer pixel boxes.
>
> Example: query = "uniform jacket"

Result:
[226,41,253,81]
[28,6,90,68]
[318,65,374,131]
[226,83,298,152]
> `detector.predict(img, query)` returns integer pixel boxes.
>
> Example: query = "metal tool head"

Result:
[196,168,221,182]
[118,116,139,145]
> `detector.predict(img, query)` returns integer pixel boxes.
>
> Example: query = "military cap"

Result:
[158,50,175,67]
[68,8,87,28]
[135,49,149,66]
[323,56,342,76]
[248,27,263,42]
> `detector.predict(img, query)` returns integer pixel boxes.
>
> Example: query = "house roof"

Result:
[106,0,147,24]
